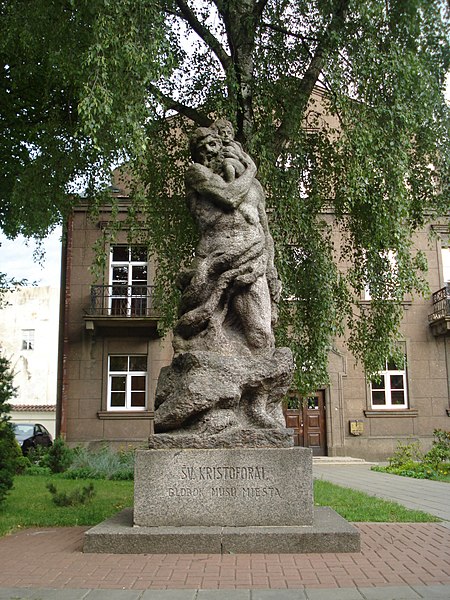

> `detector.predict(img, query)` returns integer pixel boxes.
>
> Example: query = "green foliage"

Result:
[14,454,32,474]
[0,274,28,309]
[0,355,18,504]
[44,437,74,474]
[1,1,449,392]
[423,429,450,469]
[0,423,20,504]
[46,481,96,507]
[372,430,450,481]
[26,444,51,467]
[22,438,73,474]
[372,461,443,480]
[388,438,424,468]
[23,465,52,476]
[65,445,135,480]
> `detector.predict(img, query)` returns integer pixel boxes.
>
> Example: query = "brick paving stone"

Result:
[335,578,356,587]
[268,582,289,588]
[1,524,450,592]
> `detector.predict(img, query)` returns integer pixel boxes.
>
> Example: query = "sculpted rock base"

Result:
[148,428,293,449]
[153,347,294,448]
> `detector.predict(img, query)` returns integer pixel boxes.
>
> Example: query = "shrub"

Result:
[24,465,52,476]
[26,444,50,467]
[65,445,135,480]
[15,454,32,474]
[0,422,20,504]
[0,355,18,505]
[46,482,96,506]
[387,461,439,480]
[423,429,450,469]
[373,430,450,481]
[388,438,423,468]
[43,437,73,473]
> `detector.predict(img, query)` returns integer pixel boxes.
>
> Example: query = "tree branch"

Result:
[147,83,212,127]
[174,0,231,73]
[255,0,270,19]
[261,21,319,43]
[273,0,350,155]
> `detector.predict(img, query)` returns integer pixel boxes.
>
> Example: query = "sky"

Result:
[0,228,62,288]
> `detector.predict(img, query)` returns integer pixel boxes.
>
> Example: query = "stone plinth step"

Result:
[84,507,360,554]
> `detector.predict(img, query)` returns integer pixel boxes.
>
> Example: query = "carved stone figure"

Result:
[151,121,294,448]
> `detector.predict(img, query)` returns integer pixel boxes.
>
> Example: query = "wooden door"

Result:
[284,409,304,447]
[284,390,327,456]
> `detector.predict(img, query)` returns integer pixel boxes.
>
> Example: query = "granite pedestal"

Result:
[84,447,361,553]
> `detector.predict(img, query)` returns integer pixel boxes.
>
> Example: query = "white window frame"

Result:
[109,245,148,316]
[107,355,147,411]
[370,359,408,410]
[21,329,35,350]
[441,247,450,283]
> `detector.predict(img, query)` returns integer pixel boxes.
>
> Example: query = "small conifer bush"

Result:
[46,482,96,507]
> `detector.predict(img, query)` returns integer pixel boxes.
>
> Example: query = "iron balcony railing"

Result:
[88,285,156,317]
[428,285,450,323]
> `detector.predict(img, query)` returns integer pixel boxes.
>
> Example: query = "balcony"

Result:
[428,285,450,336]
[84,285,159,332]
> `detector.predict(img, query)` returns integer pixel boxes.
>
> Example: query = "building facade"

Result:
[318,217,450,459]
[57,189,450,460]
[0,286,59,437]
[57,192,173,448]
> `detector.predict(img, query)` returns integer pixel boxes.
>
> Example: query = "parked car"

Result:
[12,423,53,454]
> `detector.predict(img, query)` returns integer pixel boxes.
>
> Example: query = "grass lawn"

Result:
[0,475,133,537]
[314,479,440,522]
[0,475,439,538]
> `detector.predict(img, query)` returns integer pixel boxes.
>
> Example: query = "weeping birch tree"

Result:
[1,0,449,392]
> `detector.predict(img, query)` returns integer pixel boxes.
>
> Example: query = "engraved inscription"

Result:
[211,487,237,497]
[168,487,203,497]
[167,485,281,499]
[242,487,281,498]
[168,465,281,500]
[180,465,267,480]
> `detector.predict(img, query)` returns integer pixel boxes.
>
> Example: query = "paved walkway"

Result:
[313,462,450,522]
[0,462,449,600]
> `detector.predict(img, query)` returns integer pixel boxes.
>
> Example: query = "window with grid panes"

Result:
[108,355,147,411]
[370,358,408,409]
[109,246,148,316]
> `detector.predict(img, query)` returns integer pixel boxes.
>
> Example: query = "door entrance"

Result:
[284,390,327,456]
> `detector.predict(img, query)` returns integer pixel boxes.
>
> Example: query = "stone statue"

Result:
[151,120,294,448]
[173,121,280,355]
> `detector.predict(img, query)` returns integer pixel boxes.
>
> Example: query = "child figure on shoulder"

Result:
[211,119,246,182]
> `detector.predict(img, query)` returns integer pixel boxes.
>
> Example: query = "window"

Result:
[441,247,450,283]
[364,250,397,300]
[22,329,35,350]
[108,355,147,411]
[370,358,408,409]
[109,246,148,316]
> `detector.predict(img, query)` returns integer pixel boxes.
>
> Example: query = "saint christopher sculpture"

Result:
[151,120,294,448]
